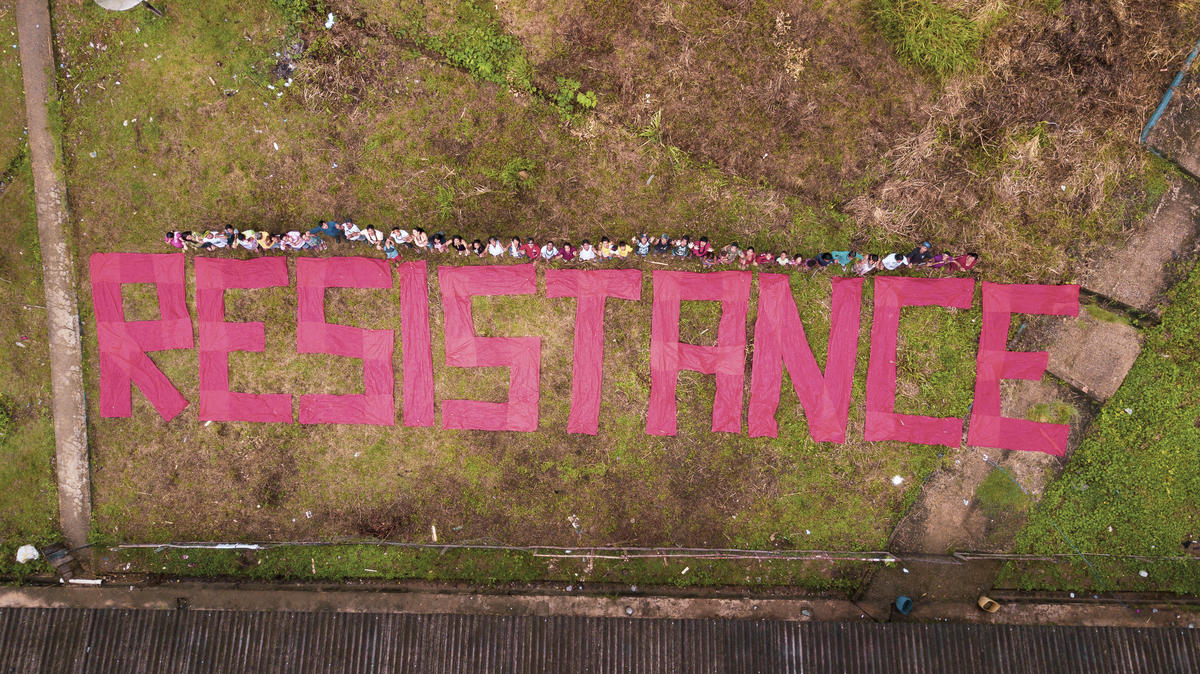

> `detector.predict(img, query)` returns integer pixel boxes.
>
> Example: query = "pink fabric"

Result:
[397,261,435,427]
[865,277,975,447]
[748,275,864,442]
[438,265,540,432]
[545,269,643,434]
[647,270,751,435]
[296,257,395,425]
[90,253,193,420]
[195,257,292,422]
[967,282,1079,456]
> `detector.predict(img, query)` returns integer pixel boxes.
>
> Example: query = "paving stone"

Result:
[1044,309,1141,401]
[1079,181,1198,314]
[1146,59,1200,178]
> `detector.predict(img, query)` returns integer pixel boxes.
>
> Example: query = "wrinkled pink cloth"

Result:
[967,282,1079,456]
[647,270,751,436]
[545,269,643,435]
[865,277,974,447]
[91,253,193,420]
[438,265,540,432]
[749,275,863,442]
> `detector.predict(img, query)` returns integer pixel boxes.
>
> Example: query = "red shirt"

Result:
[560,248,576,261]
[690,241,711,257]
[520,243,539,260]
[756,252,774,265]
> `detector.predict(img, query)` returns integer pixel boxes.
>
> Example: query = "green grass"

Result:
[0,152,60,580]
[1000,263,1200,594]
[873,0,982,82]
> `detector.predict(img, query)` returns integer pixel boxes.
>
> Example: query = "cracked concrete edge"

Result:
[16,0,91,554]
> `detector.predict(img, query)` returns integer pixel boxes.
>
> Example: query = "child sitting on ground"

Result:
[487,237,505,257]
[614,240,633,258]
[578,239,597,261]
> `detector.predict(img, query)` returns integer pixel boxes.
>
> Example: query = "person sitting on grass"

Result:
[578,239,597,262]
[854,254,880,275]
[471,239,486,257]
[411,228,429,250]
[598,236,615,261]
[342,220,364,243]
[165,231,187,249]
[907,241,933,267]
[487,236,505,257]
[383,238,400,260]
[389,227,411,248]
[756,249,775,266]
[671,236,690,258]
[614,240,633,259]
[653,234,671,256]
[238,231,259,252]
[560,242,577,262]
[738,247,757,268]
[775,252,792,267]
[450,235,468,256]
[431,233,447,253]
[540,240,560,261]
[516,237,536,260]
[310,220,343,241]
[302,231,325,250]
[634,234,651,257]
[719,242,740,265]
[279,231,303,251]
[362,225,384,249]
[815,252,835,268]
[951,252,979,272]
[690,236,712,259]
[507,236,523,258]
[701,250,716,268]
[881,252,909,271]
[222,225,238,248]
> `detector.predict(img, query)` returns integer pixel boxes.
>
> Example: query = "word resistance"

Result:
[92,253,1079,456]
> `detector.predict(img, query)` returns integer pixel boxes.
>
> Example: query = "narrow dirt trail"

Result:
[15,0,91,555]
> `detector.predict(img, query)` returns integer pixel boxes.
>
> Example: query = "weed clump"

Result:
[873,0,981,81]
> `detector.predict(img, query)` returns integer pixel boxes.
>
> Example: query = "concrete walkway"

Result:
[16,0,91,554]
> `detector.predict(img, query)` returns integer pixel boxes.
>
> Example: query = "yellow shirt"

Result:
[614,244,632,258]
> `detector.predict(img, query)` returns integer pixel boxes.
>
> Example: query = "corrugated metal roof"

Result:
[0,607,1196,673]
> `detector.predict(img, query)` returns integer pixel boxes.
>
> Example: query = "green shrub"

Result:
[873,0,982,81]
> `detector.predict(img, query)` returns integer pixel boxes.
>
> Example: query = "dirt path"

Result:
[15,0,91,555]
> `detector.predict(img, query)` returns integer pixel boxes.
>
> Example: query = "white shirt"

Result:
[363,228,383,246]
[578,247,596,261]
[389,229,410,245]
[487,241,505,256]
[881,254,907,270]
[342,223,363,240]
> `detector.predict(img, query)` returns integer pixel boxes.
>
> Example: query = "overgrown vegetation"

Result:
[1001,263,1200,594]
[873,0,983,81]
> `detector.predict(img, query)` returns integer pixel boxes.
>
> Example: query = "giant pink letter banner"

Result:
[865,276,975,447]
[296,257,395,425]
[439,265,540,432]
[967,282,1079,456]
[545,268,643,435]
[647,270,751,436]
[196,257,292,422]
[397,260,436,427]
[90,253,193,420]
[748,275,864,442]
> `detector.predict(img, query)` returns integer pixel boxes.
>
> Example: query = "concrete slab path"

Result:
[15,0,91,554]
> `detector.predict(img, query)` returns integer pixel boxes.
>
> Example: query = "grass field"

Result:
[0,0,1191,589]
[0,0,59,579]
[999,262,1200,594]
